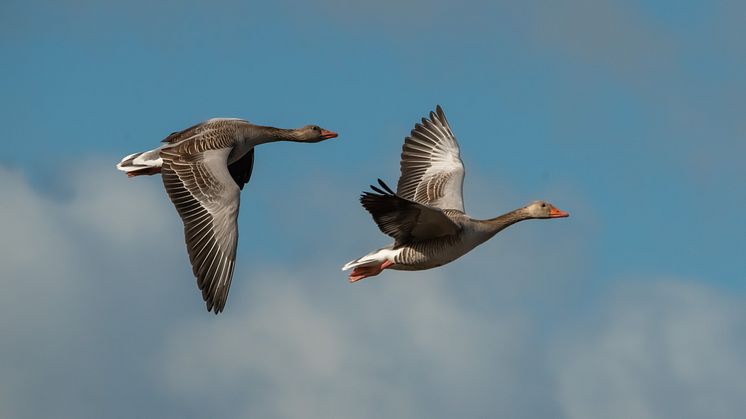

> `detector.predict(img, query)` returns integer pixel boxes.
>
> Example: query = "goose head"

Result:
[293,125,338,143]
[524,200,569,219]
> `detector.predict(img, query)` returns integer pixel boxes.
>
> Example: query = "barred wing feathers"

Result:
[396,105,465,212]
[160,147,240,313]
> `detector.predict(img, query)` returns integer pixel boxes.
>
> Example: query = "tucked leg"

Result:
[349,260,394,283]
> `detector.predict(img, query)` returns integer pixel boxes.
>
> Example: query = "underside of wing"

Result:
[397,105,465,211]
[361,179,460,246]
[160,148,241,313]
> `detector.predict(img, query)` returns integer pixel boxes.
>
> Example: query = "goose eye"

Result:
[541,203,546,208]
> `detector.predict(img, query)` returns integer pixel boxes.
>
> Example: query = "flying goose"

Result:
[342,106,568,282]
[117,118,338,313]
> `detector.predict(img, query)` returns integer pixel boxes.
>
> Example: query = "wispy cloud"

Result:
[1,164,743,419]
[159,272,528,419]
[553,279,746,419]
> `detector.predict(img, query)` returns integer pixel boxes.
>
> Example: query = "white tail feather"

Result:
[116,147,163,173]
[342,247,398,271]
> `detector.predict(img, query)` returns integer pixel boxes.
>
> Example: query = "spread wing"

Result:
[396,105,465,211]
[160,147,240,314]
[361,179,460,246]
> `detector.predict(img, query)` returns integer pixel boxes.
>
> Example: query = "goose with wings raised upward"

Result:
[117,118,338,313]
[342,106,568,282]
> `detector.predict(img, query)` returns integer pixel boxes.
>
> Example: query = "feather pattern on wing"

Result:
[396,105,465,211]
[161,118,247,145]
[160,147,240,313]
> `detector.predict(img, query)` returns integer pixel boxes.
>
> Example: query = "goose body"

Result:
[342,106,568,282]
[117,118,338,313]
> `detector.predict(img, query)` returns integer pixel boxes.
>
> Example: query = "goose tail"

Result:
[116,148,163,177]
[342,246,396,271]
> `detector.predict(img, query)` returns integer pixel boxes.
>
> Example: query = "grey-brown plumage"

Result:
[361,178,460,247]
[343,106,568,282]
[117,118,338,313]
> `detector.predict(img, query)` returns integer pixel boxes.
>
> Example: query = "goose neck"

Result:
[243,125,301,145]
[479,208,531,236]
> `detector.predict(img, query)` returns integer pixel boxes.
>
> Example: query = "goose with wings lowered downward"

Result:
[117,118,338,313]
[342,106,568,283]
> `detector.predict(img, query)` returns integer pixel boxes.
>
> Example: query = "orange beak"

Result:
[549,207,570,218]
[320,129,338,140]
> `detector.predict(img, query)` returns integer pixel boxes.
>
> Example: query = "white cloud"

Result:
[553,279,746,419]
[158,271,529,419]
[0,163,182,418]
[0,163,744,419]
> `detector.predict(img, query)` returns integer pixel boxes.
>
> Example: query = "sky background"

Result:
[1,0,745,418]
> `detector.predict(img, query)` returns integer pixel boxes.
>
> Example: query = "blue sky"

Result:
[1,1,744,418]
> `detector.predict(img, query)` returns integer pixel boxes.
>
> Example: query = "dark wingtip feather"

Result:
[377,178,395,195]
[370,185,386,195]
[366,180,394,196]
[205,296,225,314]
[412,122,426,138]
[435,105,448,125]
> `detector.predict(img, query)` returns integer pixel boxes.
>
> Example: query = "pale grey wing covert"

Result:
[160,147,240,313]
